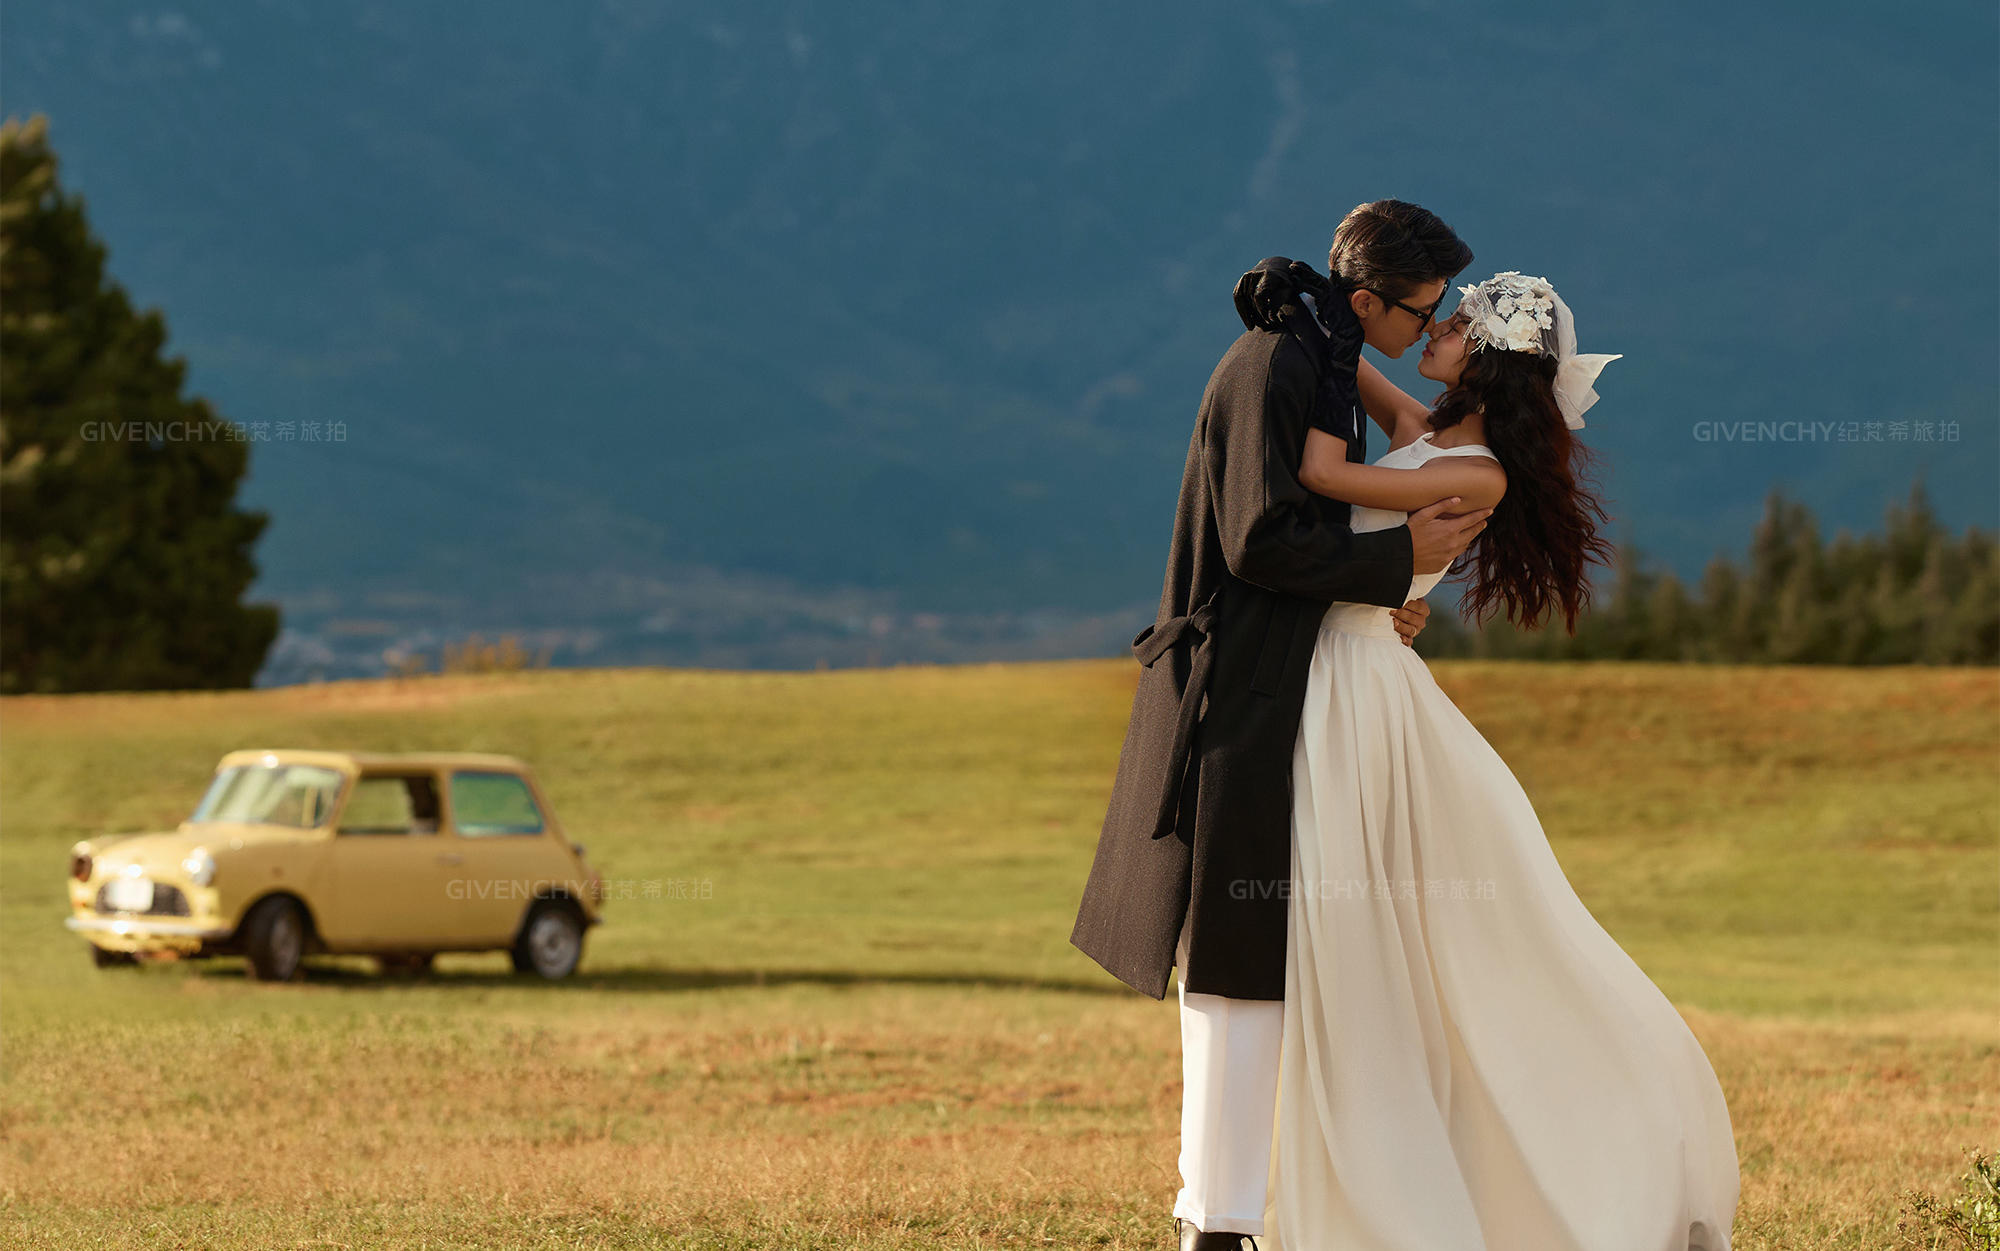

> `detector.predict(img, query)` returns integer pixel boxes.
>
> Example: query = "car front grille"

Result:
[93,881,192,917]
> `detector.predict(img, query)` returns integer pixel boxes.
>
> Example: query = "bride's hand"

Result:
[1391,598,1430,647]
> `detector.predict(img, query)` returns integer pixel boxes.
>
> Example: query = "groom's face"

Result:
[1353,278,1450,358]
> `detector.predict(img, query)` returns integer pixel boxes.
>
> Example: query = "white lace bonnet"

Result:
[1455,271,1621,429]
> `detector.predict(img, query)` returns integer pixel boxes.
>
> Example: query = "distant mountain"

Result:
[3,2,1993,683]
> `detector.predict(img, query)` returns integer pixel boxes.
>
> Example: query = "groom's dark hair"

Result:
[1327,200,1473,299]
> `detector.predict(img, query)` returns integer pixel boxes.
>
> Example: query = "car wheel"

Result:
[242,896,307,983]
[91,945,139,969]
[376,952,435,978]
[511,900,584,980]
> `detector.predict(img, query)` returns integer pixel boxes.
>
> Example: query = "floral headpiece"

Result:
[1455,270,1622,430]
[1459,270,1560,356]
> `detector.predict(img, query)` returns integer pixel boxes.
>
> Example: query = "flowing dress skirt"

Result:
[1260,603,1740,1251]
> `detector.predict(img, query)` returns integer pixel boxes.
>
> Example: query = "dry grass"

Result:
[3,992,1993,1248]
[1,659,1995,1247]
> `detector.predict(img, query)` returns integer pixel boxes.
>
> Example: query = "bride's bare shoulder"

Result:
[1385,413,1435,455]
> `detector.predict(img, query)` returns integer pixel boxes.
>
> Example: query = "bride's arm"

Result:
[1356,357,1432,440]
[1298,428,1507,512]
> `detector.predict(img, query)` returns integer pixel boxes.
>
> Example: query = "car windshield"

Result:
[189,763,346,829]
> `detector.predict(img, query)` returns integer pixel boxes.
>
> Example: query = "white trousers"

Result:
[1173,974,1285,1235]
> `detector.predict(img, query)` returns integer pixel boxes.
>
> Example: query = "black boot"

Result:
[1175,1216,1260,1250]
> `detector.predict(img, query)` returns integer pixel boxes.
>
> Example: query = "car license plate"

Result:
[105,877,154,913]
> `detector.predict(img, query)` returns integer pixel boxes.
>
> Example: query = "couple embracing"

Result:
[1070,200,1741,1250]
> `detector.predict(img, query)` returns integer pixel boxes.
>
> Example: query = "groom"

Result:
[1068,200,1485,1248]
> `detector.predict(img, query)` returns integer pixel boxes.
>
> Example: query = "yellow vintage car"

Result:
[66,749,605,982]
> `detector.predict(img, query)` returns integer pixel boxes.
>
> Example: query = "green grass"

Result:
[1,660,1995,1248]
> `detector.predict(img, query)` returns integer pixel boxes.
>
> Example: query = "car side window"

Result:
[450,772,545,837]
[337,775,442,835]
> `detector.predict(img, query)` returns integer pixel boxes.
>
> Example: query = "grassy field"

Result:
[0,659,1994,1249]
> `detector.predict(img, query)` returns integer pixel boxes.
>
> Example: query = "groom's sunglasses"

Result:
[1367,287,1451,328]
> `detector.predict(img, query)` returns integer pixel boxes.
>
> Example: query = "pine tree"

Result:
[1694,557,1744,662]
[1767,505,1834,662]
[1601,540,1657,660]
[1821,532,1880,664]
[1,114,279,692]
[1643,574,1695,661]
[1943,531,2000,663]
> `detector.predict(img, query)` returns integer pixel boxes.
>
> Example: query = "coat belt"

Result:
[1130,589,1221,841]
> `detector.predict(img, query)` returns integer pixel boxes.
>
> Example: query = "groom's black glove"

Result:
[1232,256,1367,446]
[1233,256,1324,332]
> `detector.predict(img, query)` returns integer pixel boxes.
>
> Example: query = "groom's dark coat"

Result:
[1068,290,1416,1002]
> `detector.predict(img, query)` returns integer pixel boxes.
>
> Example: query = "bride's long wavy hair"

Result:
[1427,350,1616,632]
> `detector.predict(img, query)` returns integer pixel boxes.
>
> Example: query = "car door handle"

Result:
[437,853,464,865]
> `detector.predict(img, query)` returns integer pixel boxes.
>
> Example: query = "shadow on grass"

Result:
[159,957,1137,998]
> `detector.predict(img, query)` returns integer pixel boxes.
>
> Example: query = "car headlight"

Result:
[69,844,93,883]
[181,847,216,887]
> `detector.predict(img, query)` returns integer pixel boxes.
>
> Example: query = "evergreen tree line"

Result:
[1418,484,1997,664]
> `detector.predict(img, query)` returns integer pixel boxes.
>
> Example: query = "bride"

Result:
[1253,270,1741,1249]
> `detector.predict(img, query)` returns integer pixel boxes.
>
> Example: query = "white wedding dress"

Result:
[1261,431,1741,1250]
